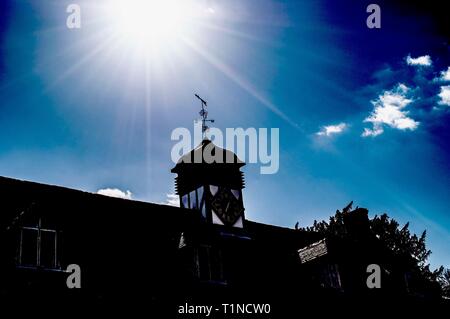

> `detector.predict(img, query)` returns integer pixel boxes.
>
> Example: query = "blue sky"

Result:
[0,0,449,268]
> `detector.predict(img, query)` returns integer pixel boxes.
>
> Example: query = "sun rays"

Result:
[29,0,299,130]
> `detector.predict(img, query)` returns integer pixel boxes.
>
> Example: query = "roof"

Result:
[0,175,186,231]
[0,176,314,247]
[171,139,244,173]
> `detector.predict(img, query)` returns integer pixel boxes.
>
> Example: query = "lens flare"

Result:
[107,0,189,49]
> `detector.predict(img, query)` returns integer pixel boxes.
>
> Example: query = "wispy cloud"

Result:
[438,85,450,106]
[157,193,180,207]
[362,84,419,137]
[362,126,384,137]
[164,193,180,207]
[406,54,432,67]
[316,123,347,136]
[97,188,133,199]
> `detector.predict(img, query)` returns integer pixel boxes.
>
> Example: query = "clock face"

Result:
[210,187,243,226]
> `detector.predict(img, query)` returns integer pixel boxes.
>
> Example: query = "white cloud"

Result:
[362,84,419,137]
[97,188,133,199]
[438,85,450,106]
[406,54,432,66]
[164,193,180,207]
[362,126,384,137]
[316,122,347,136]
[439,67,450,81]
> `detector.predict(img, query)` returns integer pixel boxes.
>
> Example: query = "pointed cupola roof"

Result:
[171,139,245,195]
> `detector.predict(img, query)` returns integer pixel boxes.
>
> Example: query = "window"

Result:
[320,264,342,289]
[17,217,60,269]
[195,245,224,283]
[182,187,205,212]
[20,228,38,266]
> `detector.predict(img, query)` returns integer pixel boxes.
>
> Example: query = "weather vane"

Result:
[195,94,214,140]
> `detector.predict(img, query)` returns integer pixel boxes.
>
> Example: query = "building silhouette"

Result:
[0,140,446,316]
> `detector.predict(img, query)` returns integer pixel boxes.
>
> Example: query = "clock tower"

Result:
[171,94,245,228]
[171,139,246,228]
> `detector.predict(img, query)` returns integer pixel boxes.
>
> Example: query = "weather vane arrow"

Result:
[195,94,214,139]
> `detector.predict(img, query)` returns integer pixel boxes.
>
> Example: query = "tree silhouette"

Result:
[303,202,445,297]
[439,268,450,298]
[370,213,443,293]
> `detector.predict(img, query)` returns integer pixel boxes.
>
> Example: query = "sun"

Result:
[107,0,191,49]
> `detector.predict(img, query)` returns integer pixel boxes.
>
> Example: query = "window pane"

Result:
[190,190,197,210]
[197,187,204,204]
[181,194,189,208]
[201,202,207,218]
[209,185,219,196]
[197,246,223,282]
[198,247,210,281]
[21,229,38,266]
[231,189,240,200]
[40,231,56,268]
